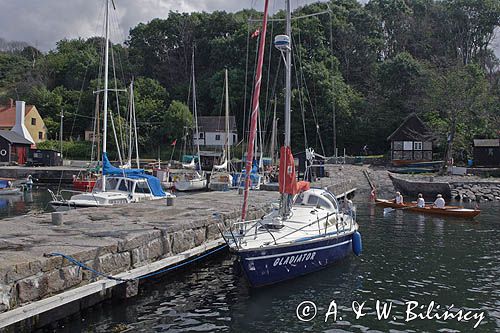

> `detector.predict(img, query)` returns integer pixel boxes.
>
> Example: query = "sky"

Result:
[0,0,498,57]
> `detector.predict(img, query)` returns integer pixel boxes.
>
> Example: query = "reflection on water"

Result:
[0,187,54,219]
[46,200,499,332]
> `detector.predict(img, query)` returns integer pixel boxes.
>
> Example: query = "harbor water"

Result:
[41,199,499,332]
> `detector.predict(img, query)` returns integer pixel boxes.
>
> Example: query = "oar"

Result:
[383,205,415,215]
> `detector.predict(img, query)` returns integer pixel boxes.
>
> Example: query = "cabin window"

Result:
[403,141,413,150]
[103,178,118,190]
[215,134,221,141]
[317,197,331,209]
[135,181,151,194]
[307,195,319,206]
[31,118,36,125]
[414,141,422,150]
[118,180,133,192]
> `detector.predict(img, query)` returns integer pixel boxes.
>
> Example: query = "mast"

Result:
[191,48,201,170]
[101,0,110,191]
[241,0,270,221]
[225,68,230,167]
[132,81,140,168]
[128,81,133,166]
[284,0,291,148]
[279,0,292,217]
[270,100,277,165]
[59,109,64,159]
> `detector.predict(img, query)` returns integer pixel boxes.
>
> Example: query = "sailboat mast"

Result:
[192,49,201,168]
[225,68,230,166]
[284,0,291,147]
[102,0,110,191]
[241,0,270,221]
[279,0,292,217]
[128,81,133,166]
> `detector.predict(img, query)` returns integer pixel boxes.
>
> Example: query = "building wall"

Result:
[25,106,47,143]
[391,140,432,161]
[194,131,238,147]
[0,106,47,143]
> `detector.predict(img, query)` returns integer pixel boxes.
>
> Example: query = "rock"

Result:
[0,283,12,312]
[131,237,164,267]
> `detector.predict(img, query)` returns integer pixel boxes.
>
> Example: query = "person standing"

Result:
[434,194,445,208]
[417,193,425,208]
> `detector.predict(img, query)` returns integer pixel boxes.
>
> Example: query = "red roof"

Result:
[0,105,35,128]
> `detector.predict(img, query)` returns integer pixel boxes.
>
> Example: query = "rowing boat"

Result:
[375,199,481,218]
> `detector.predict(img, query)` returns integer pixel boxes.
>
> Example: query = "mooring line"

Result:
[46,244,228,283]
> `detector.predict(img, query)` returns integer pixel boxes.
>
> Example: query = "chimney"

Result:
[11,101,35,144]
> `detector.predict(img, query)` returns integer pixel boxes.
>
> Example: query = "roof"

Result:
[387,113,431,141]
[0,104,35,128]
[0,130,34,145]
[474,139,499,147]
[198,116,237,133]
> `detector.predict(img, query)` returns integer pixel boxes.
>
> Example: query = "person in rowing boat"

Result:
[417,193,425,208]
[433,194,445,208]
[394,191,404,205]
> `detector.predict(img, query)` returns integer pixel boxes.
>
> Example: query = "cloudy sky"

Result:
[0,0,498,56]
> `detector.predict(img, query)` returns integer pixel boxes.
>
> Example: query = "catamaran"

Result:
[50,0,173,209]
[220,0,362,287]
[174,49,207,191]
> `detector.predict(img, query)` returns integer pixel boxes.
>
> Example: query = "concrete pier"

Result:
[0,190,277,331]
[0,165,371,331]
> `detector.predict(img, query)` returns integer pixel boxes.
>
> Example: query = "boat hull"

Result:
[0,188,21,195]
[375,199,480,218]
[174,178,207,191]
[73,180,96,192]
[236,234,353,288]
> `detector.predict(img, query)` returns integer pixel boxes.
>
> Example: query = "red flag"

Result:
[171,139,177,146]
[251,28,260,38]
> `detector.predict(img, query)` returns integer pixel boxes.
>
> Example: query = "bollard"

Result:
[166,196,175,206]
[52,212,64,225]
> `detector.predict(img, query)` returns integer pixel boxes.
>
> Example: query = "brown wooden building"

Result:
[473,139,500,167]
[387,113,433,163]
[0,130,33,165]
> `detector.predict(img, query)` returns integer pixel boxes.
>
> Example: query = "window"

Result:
[118,180,133,192]
[38,132,43,140]
[31,118,36,125]
[403,141,413,151]
[307,195,319,206]
[199,132,204,139]
[215,134,221,141]
[414,141,422,150]
[317,197,331,209]
[135,181,151,194]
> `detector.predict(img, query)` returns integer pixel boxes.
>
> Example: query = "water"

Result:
[45,199,499,332]
[0,187,54,219]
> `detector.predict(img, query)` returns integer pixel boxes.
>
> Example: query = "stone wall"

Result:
[0,207,265,317]
[450,182,500,202]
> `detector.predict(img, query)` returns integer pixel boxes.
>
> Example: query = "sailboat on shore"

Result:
[220,0,362,287]
[50,0,173,209]
[174,49,207,191]
[209,69,234,191]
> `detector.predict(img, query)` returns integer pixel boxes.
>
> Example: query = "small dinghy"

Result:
[375,199,481,218]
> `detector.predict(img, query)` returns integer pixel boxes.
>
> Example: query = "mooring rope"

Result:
[46,244,228,283]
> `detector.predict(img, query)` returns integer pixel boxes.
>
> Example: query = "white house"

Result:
[193,116,238,147]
